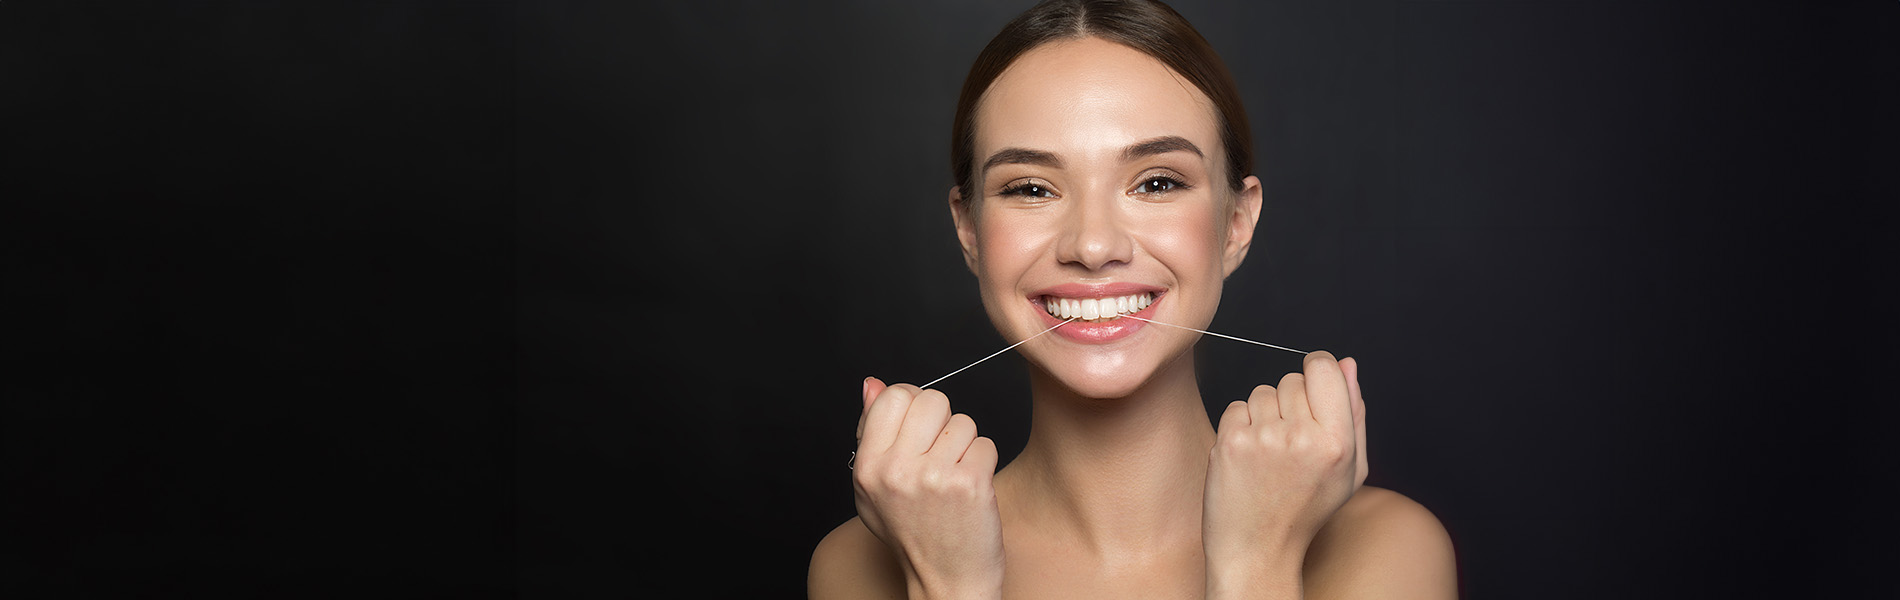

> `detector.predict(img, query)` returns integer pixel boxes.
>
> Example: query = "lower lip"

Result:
[1035,296,1161,344]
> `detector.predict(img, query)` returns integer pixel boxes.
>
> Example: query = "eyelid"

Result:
[1136,167,1191,183]
[1131,168,1192,194]
[996,177,1058,198]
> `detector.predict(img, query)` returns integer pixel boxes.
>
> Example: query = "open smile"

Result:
[1040,292,1155,322]
[1028,283,1166,344]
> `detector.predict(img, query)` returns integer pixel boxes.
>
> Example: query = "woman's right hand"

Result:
[852,377,1006,600]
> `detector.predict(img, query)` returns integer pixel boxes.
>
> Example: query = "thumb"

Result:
[862,376,887,413]
[1339,358,1362,403]
[857,376,887,443]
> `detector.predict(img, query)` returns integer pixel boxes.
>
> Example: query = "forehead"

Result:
[974,37,1220,162]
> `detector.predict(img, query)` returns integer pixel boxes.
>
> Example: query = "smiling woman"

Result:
[809,1,1456,599]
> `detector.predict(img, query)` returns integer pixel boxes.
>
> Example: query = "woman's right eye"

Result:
[1000,182,1056,199]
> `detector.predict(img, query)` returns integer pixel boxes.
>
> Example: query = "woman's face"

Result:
[954,37,1262,399]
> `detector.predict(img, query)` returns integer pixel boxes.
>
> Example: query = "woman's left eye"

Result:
[1135,176,1185,194]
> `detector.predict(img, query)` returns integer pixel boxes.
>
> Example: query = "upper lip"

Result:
[1029,282,1167,300]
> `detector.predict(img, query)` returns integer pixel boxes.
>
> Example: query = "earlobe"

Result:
[948,185,980,273]
[1222,176,1264,278]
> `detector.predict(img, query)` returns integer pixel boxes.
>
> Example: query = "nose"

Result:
[1054,189,1134,271]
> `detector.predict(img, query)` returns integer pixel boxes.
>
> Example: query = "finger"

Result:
[860,382,916,453]
[1218,399,1251,435]
[1276,371,1310,422]
[887,383,923,400]
[1340,357,1364,424]
[928,413,978,459]
[894,388,954,455]
[1342,357,1368,485]
[1246,385,1280,423]
[857,376,888,443]
[1303,350,1352,428]
[961,436,999,474]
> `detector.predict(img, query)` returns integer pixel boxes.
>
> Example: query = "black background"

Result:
[6,1,1896,598]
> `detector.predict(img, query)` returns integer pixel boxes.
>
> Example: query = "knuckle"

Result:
[1221,431,1259,452]
[1318,436,1349,462]
[1324,439,1348,461]
[918,468,947,491]
[948,412,977,431]
[1304,350,1335,366]
[874,387,914,410]
[916,389,949,407]
[1249,385,1276,399]
[1279,372,1304,389]
[1288,431,1315,452]
[1222,401,1250,421]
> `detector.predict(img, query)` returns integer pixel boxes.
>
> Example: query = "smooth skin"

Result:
[812,37,1456,599]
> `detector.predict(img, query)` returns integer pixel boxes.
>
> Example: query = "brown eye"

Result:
[1002,183,1055,198]
[1135,176,1184,194]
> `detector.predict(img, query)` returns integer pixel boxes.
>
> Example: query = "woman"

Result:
[811,1,1457,598]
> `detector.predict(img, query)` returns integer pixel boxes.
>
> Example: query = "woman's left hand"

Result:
[1201,351,1367,596]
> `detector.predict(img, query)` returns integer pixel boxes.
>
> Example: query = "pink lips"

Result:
[1029,282,1166,344]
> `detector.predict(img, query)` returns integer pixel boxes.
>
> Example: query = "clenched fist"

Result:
[851,377,1006,600]
[1202,352,1368,596]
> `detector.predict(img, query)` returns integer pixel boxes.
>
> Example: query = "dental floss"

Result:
[1121,315,1310,355]
[921,318,1076,390]
[919,314,1309,390]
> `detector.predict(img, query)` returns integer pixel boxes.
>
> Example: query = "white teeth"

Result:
[1043,292,1156,321]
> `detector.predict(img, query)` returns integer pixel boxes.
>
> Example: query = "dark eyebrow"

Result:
[982,147,1063,172]
[1123,136,1204,161]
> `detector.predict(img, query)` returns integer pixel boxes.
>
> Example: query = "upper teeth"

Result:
[1044,293,1153,321]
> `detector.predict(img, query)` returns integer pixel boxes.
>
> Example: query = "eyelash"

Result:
[996,174,1190,199]
[1135,175,1188,195]
[999,181,1056,199]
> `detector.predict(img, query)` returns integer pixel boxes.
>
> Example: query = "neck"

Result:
[999,352,1216,560]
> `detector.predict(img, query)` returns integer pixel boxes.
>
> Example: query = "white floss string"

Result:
[920,315,1309,389]
[1121,315,1310,356]
[921,318,1075,389]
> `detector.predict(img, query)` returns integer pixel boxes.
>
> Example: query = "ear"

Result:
[949,185,980,274]
[1221,175,1263,278]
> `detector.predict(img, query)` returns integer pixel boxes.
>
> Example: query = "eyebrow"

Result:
[1123,135,1204,161]
[982,136,1205,174]
[982,147,1062,171]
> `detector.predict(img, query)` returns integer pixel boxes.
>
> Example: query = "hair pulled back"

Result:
[951,0,1253,204]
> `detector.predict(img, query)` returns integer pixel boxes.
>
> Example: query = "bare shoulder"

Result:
[808,516,907,600]
[1303,486,1459,599]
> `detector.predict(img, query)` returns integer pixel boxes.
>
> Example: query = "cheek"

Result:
[1132,207,1225,272]
[973,216,1050,284]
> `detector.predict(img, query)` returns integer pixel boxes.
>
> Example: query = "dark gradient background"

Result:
[6,1,1895,598]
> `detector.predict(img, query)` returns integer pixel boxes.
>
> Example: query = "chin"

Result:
[1028,347,1176,400]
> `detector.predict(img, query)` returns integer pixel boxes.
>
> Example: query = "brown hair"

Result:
[950,0,1253,204]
